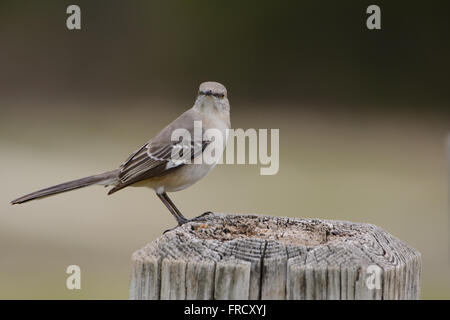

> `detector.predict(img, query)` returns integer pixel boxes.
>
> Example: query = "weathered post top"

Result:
[130,213,421,300]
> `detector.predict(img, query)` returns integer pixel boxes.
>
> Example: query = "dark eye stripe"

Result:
[198,91,224,98]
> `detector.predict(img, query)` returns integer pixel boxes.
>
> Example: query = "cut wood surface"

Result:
[129,213,421,300]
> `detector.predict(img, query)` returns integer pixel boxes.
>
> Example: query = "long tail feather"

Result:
[11,170,119,204]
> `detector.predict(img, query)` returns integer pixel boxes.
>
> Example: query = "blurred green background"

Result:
[1,0,449,299]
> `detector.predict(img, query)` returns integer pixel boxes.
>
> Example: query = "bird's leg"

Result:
[157,192,188,226]
[157,192,214,233]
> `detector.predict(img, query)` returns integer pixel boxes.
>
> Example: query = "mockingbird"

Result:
[11,81,231,229]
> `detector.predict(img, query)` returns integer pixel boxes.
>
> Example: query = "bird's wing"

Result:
[108,109,207,194]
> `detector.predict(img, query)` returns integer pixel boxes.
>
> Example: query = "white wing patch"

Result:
[117,140,209,185]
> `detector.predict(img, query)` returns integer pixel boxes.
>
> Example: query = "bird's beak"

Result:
[203,94,213,101]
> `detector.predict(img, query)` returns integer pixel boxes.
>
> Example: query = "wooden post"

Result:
[129,213,421,300]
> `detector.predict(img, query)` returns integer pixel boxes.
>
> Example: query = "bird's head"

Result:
[194,81,229,114]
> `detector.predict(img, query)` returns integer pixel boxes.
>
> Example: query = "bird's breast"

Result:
[146,161,216,193]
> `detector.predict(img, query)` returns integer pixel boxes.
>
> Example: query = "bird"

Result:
[11,81,231,230]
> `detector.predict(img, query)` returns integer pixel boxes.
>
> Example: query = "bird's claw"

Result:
[192,211,214,221]
[163,212,214,234]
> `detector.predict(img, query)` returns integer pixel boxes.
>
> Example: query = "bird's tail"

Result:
[11,169,119,205]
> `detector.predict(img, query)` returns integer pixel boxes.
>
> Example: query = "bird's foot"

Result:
[163,216,189,234]
[163,212,214,234]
